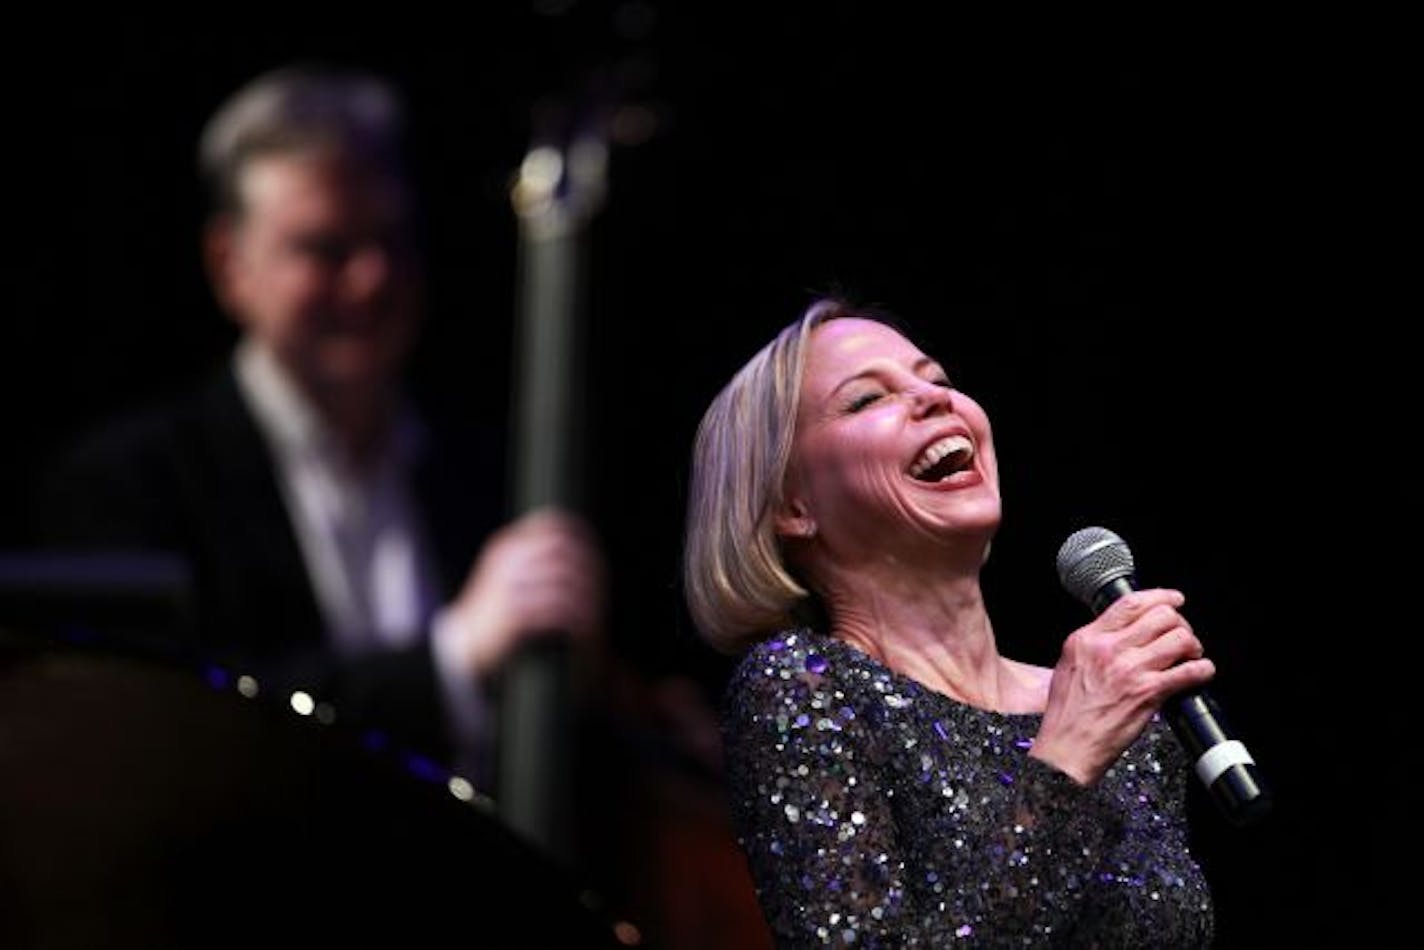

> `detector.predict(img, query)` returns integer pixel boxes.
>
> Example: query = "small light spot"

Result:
[612,920,642,945]
[236,675,259,698]
[520,146,563,191]
[448,776,475,802]
[289,691,315,716]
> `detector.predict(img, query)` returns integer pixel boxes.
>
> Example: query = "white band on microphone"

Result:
[1194,740,1255,786]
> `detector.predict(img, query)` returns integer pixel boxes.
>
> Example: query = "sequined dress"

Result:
[721,630,1214,948]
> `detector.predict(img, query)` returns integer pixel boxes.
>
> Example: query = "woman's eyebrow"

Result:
[828,356,941,397]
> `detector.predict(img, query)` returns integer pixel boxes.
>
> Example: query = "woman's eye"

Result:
[847,392,883,412]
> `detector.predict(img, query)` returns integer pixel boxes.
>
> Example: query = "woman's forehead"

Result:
[806,318,932,375]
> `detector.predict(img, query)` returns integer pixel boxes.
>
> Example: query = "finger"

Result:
[504,559,605,600]
[479,543,602,594]
[1153,657,1216,697]
[1130,623,1204,671]
[511,576,603,612]
[483,513,581,563]
[1097,588,1185,632]
[508,572,604,615]
[1115,603,1192,649]
[496,530,604,574]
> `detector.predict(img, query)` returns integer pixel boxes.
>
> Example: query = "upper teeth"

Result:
[909,435,974,479]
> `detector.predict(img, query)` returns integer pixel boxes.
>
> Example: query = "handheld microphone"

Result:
[1056,526,1272,827]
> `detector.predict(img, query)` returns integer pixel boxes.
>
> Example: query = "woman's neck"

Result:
[819,557,1043,714]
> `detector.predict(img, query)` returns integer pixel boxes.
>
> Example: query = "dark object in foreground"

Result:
[0,628,627,949]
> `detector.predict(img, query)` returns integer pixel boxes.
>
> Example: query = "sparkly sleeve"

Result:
[723,656,913,946]
[722,649,1128,947]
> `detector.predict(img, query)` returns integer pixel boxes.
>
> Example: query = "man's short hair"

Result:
[198,65,407,217]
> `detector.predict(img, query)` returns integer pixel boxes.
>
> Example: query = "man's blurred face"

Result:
[214,151,422,400]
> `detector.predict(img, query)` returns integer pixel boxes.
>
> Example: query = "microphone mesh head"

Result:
[1056,526,1135,606]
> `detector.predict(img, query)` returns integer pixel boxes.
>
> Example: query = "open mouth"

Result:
[908,435,975,483]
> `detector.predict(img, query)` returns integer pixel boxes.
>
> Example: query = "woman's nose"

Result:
[906,384,951,417]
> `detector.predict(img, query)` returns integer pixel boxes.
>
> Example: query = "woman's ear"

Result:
[773,499,817,540]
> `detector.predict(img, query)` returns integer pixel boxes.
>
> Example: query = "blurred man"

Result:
[40,65,603,785]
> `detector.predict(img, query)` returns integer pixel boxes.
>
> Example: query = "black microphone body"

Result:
[1057,528,1272,828]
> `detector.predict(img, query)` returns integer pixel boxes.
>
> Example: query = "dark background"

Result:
[0,7,1399,945]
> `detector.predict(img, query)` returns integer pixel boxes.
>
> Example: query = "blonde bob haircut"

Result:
[683,297,896,653]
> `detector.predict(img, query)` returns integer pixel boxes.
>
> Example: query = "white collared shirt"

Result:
[234,341,489,777]
[235,340,439,655]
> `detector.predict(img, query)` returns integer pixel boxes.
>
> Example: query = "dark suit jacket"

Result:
[36,363,507,763]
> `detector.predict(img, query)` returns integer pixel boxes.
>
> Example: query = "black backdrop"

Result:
[0,8,1397,945]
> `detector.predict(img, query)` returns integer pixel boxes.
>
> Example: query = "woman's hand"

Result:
[1029,588,1214,785]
